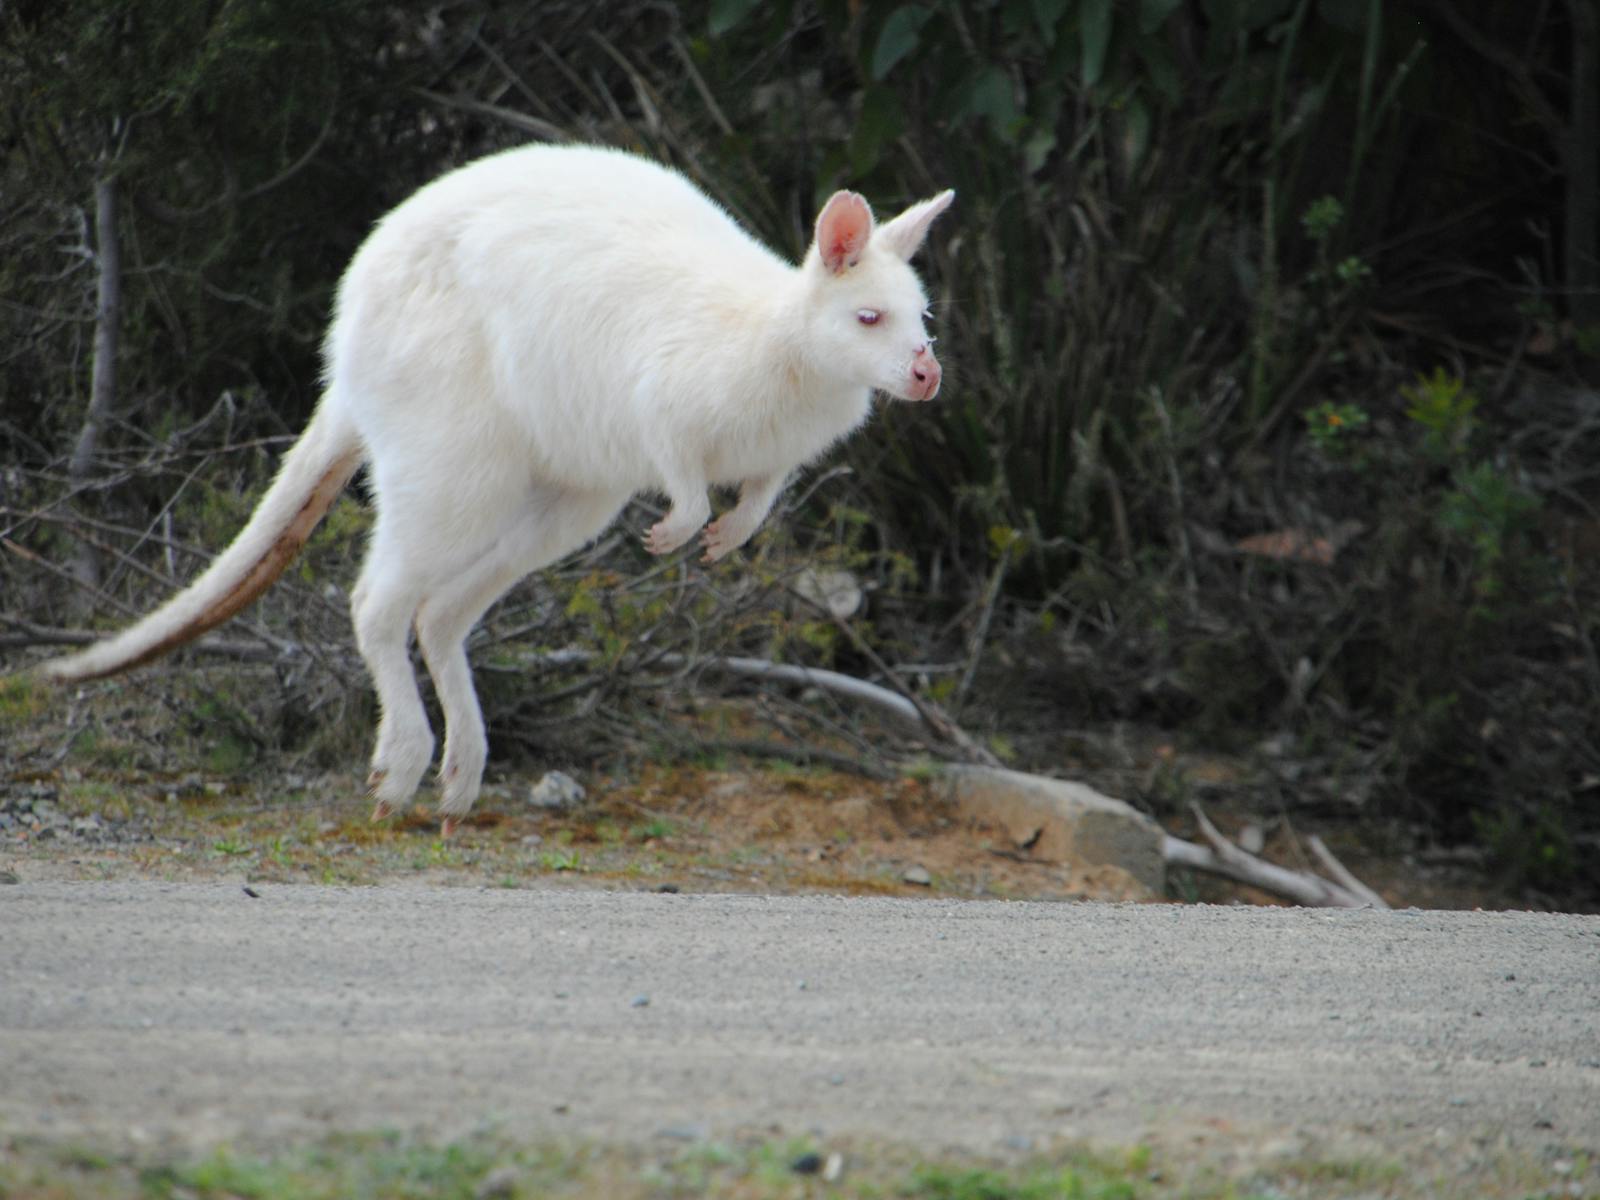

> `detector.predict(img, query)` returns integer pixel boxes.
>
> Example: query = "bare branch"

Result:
[1164,804,1388,908]
[411,87,569,142]
[1308,835,1390,909]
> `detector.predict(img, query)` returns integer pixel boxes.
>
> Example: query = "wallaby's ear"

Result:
[814,191,875,275]
[876,189,955,262]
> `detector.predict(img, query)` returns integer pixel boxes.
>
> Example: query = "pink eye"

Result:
[856,309,882,326]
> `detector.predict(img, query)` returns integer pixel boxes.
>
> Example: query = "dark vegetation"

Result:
[3,0,1597,906]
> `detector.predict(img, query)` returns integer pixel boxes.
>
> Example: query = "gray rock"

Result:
[901,864,932,886]
[791,567,863,619]
[527,770,585,811]
[934,764,1165,893]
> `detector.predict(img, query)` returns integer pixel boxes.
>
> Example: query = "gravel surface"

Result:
[2,882,1597,1166]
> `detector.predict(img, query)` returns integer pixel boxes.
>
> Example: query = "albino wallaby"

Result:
[42,144,954,833]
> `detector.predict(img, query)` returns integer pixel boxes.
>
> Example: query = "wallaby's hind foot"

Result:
[437,740,485,820]
[364,719,433,817]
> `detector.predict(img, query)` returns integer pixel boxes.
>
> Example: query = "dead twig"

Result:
[1307,835,1390,908]
[1164,803,1390,909]
[812,600,1002,767]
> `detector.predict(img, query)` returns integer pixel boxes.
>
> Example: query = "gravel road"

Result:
[2,882,1596,1160]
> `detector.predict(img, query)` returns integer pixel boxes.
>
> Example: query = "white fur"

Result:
[43,144,954,828]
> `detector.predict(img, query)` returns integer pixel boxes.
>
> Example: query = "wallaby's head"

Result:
[798,187,954,403]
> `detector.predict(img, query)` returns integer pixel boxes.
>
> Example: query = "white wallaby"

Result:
[42,144,954,833]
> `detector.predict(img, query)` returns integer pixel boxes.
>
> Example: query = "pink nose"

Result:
[910,344,942,400]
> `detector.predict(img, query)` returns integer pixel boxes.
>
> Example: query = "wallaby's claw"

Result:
[440,815,459,838]
[367,771,393,822]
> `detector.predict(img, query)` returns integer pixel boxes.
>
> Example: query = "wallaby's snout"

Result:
[909,341,941,401]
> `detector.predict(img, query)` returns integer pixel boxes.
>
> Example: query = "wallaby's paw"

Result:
[700,516,749,563]
[440,815,459,838]
[369,794,393,823]
[368,722,434,811]
[436,749,483,828]
[643,518,695,556]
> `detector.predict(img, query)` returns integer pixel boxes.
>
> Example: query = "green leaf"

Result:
[850,85,904,174]
[1140,0,1186,34]
[962,65,1021,141]
[1136,35,1182,102]
[1080,0,1114,89]
[1120,93,1152,172]
[871,6,934,80]
[1204,0,1295,32]
[709,0,763,36]
[1030,0,1071,43]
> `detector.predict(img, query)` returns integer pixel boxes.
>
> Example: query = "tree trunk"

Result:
[68,172,122,596]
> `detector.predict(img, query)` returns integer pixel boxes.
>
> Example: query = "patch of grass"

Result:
[0,1129,1590,1200]
[0,672,46,721]
[629,817,677,841]
[537,848,583,872]
[66,726,142,771]
[56,779,131,819]
[413,839,463,870]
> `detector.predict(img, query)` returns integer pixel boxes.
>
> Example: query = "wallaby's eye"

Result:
[856,309,882,326]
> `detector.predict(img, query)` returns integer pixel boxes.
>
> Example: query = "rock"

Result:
[528,770,585,812]
[902,864,932,886]
[934,765,1165,893]
[790,567,863,619]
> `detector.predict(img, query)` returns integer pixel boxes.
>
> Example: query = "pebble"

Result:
[0,785,154,847]
[528,770,586,811]
[902,865,932,886]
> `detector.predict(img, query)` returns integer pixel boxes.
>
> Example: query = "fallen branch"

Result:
[1164,804,1390,909]
[812,600,1002,768]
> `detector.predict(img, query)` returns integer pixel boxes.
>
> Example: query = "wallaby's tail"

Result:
[41,403,365,683]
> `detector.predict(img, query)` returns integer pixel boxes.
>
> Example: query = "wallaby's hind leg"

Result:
[351,544,433,821]
[414,486,629,833]
[412,559,519,833]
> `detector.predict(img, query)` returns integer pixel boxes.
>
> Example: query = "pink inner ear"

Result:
[816,192,873,274]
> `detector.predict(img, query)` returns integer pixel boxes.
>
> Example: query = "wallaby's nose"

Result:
[910,343,942,401]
